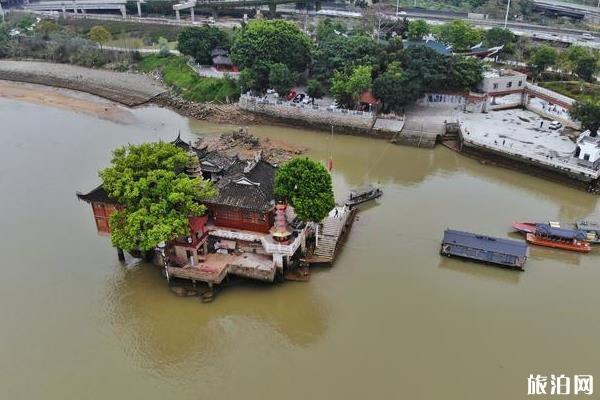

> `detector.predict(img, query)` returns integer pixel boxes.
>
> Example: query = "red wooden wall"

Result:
[210,205,272,233]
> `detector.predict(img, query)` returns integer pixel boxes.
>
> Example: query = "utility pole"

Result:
[504,0,511,28]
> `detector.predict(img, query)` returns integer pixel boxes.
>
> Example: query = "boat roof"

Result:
[442,229,528,257]
[536,224,587,240]
[577,221,600,233]
[349,185,378,195]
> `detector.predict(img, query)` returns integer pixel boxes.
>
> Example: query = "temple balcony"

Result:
[207,223,307,257]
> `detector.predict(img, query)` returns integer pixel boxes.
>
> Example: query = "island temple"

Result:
[77,134,309,290]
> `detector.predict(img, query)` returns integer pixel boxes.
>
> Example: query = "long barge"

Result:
[440,229,528,270]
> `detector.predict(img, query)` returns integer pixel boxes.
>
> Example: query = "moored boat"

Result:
[525,224,592,253]
[344,185,383,207]
[512,221,537,234]
[513,220,600,244]
[576,221,600,244]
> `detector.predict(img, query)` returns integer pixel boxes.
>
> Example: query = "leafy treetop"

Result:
[177,26,230,65]
[571,99,600,138]
[100,142,217,251]
[274,157,335,223]
[231,20,312,73]
[89,25,112,48]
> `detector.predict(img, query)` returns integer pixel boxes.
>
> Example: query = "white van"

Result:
[582,33,595,41]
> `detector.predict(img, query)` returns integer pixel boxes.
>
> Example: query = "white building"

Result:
[478,69,527,95]
[574,133,600,169]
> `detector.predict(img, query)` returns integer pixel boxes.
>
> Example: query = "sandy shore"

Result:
[0,60,166,106]
[0,80,137,123]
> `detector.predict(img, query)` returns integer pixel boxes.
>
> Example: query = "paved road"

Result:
[21,5,600,49]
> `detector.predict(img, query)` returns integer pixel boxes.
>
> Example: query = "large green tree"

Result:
[306,79,324,104]
[434,20,483,52]
[274,157,335,223]
[231,20,312,73]
[373,68,420,113]
[100,142,217,251]
[312,29,383,83]
[529,45,558,78]
[445,56,484,91]
[574,55,598,83]
[571,99,600,137]
[330,64,372,109]
[177,26,229,65]
[407,19,430,40]
[268,63,296,97]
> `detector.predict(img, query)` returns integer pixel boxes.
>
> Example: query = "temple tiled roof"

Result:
[207,160,276,213]
[78,136,277,213]
[200,151,239,173]
[76,185,117,204]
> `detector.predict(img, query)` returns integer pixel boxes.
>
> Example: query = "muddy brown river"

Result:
[0,85,598,399]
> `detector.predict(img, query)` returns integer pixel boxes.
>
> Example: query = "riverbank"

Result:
[0,60,166,106]
[0,80,137,123]
[0,60,287,127]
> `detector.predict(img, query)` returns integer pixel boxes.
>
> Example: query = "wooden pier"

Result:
[306,206,357,265]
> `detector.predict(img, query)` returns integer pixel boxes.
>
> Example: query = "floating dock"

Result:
[440,229,528,270]
[306,206,357,265]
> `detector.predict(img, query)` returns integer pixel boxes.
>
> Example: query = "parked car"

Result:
[549,121,563,130]
[266,89,276,94]
[286,91,297,101]
[582,33,595,40]
[398,11,407,15]
[302,96,313,104]
[293,93,306,103]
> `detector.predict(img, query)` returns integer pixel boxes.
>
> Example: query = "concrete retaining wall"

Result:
[239,95,395,139]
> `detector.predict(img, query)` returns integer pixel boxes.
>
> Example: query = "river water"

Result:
[1,86,599,399]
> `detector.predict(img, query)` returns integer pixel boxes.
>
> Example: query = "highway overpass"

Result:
[533,0,600,23]
[22,0,145,17]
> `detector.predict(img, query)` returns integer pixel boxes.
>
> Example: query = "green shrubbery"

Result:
[137,54,239,103]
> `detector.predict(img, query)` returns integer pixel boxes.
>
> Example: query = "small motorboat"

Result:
[576,221,600,244]
[512,221,537,234]
[344,185,383,207]
[525,224,592,253]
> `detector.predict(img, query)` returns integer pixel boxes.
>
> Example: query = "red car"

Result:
[286,91,297,101]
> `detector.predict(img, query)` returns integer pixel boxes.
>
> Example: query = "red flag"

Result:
[327,158,333,172]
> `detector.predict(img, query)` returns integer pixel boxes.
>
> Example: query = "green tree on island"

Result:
[89,25,112,49]
[274,157,335,224]
[571,99,600,138]
[99,142,217,251]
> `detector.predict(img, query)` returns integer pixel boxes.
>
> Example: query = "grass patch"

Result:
[539,81,600,102]
[137,54,239,103]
